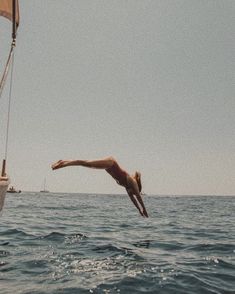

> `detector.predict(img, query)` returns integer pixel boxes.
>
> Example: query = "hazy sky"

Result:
[0,0,234,195]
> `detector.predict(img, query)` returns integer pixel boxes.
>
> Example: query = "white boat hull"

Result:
[0,178,10,212]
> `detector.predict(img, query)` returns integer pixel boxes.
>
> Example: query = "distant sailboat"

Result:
[40,178,49,193]
[7,185,21,193]
[0,0,20,212]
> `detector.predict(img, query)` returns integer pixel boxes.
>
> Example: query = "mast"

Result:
[12,0,16,41]
[0,0,20,212]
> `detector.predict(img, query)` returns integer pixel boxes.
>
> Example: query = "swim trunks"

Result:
[106,161,128,187]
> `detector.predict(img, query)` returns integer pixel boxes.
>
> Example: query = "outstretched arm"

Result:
[127,177,149,218]
[134,192,149,217]
[126,189,145,217]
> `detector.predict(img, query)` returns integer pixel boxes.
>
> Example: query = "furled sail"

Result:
[0,0,19,96]
[0,0,20,213]
[0,0,19,27]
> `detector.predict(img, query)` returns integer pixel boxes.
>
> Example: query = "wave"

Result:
[92,243,143,260]
[0,228,36,238]
[0,241,9,246]
[185,243,235,254]
[40,232,87,243]
[149,240,186,251]
[132,240,153,248]
[0,229,87,246]
[0,250,10,257]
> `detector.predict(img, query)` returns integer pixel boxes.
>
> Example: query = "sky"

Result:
[0,0,234,195]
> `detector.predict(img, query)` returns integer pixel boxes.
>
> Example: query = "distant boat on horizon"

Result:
[7,186,21,193]
[40,178,49,193]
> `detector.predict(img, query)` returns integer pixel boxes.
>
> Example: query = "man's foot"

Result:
[51,160,64,170]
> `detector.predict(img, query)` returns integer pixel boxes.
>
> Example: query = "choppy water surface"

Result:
[0,193,234,293]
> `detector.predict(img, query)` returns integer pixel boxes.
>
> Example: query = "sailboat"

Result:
[0,0,20,212]
[7,185,21,193]
[40,178,49,193]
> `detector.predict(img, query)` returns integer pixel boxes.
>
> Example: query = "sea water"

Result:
[0,193,234,294]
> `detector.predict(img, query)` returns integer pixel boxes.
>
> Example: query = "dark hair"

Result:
[135,171,142,193]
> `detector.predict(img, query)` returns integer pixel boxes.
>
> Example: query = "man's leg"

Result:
[52,157,115,170]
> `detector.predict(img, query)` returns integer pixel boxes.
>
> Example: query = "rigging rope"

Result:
[0,41,15,175]
[4,50,14,161]
[0,42,15,101]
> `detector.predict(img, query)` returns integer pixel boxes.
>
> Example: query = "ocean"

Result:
[0,193,234,294]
